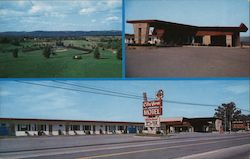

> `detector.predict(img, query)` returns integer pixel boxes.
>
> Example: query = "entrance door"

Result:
[49,125,52,135]
[105,126,108,134]
[65,125,69,135]
[93,125,96,134]
[138,28,142,44]
[211,36,226,46]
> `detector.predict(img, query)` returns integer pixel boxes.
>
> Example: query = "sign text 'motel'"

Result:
[143,108,162,116]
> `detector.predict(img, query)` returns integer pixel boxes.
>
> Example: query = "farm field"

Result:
[0,38,122,78]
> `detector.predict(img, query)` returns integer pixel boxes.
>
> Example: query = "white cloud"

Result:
[225,85,250,94]
[17,0,29,7]
[106,16,119,21]
[28,2,52,14]
[0,90,11,96]
[79,7,96,15]
[0,0,121,31]
[0,9,25,17]
[79,0,121,16]
[98,0,121,9]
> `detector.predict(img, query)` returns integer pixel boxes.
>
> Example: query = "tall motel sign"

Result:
[143,90,164,134]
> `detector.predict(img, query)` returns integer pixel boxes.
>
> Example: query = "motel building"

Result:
[0,117,228,137]
[126,20,248,47]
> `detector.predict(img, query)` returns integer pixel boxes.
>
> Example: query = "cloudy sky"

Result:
[126,0,250,36]
[0,0,122,31]
[0,80,249,122]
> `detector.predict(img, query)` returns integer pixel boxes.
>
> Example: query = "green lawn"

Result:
[0,46,122,78]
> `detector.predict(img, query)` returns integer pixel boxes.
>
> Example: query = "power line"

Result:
[15,81,142,100]
[52,81,228,108]
[15,80,250,113]
[52,80,143,99]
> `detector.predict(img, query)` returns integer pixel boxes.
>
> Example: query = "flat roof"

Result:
[0,117,144,125]
[127,19,248,32]
[0,117,221,125]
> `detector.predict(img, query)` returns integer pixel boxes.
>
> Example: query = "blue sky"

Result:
[126,0,250,36]
[0,0,121,31]
[0,80,249,122]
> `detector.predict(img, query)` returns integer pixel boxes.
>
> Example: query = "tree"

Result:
[12,48,18,58]
[117,47,122,60]
[94,47,100,59]
[214,102,242,131]
[0,37,10,43]
[56,40,64,46]
[43,46,52,58]
[12,39,20,46]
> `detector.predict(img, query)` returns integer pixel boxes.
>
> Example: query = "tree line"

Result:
[214,102,250,131]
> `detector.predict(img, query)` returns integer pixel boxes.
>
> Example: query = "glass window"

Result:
[17,124,30,131]
[38,124,46,131]
[83,125,91,131]
[71,125,80,131]
[118,126,124,130]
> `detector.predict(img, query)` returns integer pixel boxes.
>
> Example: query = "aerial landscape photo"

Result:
[0,0,122,78]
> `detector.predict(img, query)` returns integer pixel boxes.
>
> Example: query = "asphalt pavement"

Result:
[0,132,249,159]
[126,46,250,78]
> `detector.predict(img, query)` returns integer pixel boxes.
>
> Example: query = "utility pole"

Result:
[224,108,227,133]
[229,113,231,133]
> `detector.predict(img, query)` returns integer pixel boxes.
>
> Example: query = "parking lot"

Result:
[126,46,250,78]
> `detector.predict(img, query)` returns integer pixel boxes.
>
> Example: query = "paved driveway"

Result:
[126,46,250,78]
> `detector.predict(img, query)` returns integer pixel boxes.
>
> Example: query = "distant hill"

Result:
[0,31,121,37]
[240,36,250,46]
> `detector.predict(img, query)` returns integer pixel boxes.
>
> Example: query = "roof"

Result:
[127,19,196,30]
[127,19,248,32]
[160,117,184,122]
[0,117,220,125]
[125,33,134,37]
[0,117,144,125]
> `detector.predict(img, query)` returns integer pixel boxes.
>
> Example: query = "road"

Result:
[126,46,250,78]
[0,133,249,159]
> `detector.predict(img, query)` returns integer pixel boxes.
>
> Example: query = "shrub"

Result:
[12,48,18,58]
[117,47,122,60]
[43,46,51,58]
[12,40,20,46]
[94,47,100,59]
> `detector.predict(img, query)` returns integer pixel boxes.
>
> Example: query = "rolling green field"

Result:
[0,40,122,78]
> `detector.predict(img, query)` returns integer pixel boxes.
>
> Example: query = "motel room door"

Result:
[49,125,52,135]
[138,28,142,44]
